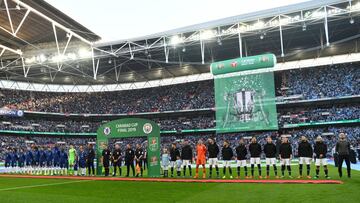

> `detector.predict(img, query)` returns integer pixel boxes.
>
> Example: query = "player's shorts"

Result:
[315,158,327,166]
[236,159,247,167]
[60,162,66,168]
[182,159,191,167]
[281,158,291,166]
[162,165,169,170]
[299,157,312,165]
[208,158,218,166]
[68,159,75,166]
[46,161,53,167]
[196,158,206,165]
[250,157,261,165]
[265,158,276,165]
[223,160,231,167]
[170,161,176,167]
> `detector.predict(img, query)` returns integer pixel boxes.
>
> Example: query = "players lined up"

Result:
[3,144,95,176]
[163,133,352,179]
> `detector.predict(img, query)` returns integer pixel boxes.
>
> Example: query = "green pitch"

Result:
[0,165,358,203]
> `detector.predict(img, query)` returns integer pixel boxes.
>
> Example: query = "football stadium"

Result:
[0,0,359,202]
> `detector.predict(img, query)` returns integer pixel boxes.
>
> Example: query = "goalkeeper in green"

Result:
[68,145,77,176]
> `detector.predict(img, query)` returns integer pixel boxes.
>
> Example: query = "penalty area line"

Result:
[0,180,94,192]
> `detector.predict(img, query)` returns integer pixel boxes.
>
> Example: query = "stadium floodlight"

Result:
[260,34,264,40]
[253,20,265,29]
[25,56,35,64]
[37,54,47,63]
[67,53,77,60]
[170,35,184,46]
[182,47,186,52]
[311,11,325,19]
[350,18,355,24]
[302,23,307,31]
[50,54,66,63]
[200,30,216,40]
[217,37,222,46]
[78,48,92,58]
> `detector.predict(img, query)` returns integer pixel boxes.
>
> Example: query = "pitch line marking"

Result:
[0,180,93,192]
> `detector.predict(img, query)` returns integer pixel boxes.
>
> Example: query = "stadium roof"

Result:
[0,0,360,91]
[0,0,100,49]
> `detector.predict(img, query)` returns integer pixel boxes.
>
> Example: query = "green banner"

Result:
[210,54,276,75]
[214,72,278,133]
[97,118,160,177]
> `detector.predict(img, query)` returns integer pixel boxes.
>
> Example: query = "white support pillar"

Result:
[200,39,205,64]
[129,43,134,60]
[0,43,22,55]
[279,16,285,57]
[21,57,30,77]
[4,0,15,34]
[0,49,5,57]
[52,23,61,70]
[324,6,330,46]
[14,9,30,35]
[237,23,243,58]
[163,37,169,63]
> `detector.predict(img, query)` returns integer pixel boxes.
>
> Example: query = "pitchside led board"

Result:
[210,54,278,133]
[97,118,161,177]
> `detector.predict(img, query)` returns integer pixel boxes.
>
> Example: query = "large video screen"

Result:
[214,72,278,133]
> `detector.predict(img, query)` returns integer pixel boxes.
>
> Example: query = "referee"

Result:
[125,144,135,177]
[112,144,122,176]
[101,144,111,176]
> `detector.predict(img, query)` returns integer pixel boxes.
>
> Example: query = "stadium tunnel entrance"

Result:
[96,118,161,177]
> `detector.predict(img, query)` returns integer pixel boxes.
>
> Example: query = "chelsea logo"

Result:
[103,127,111,136]
[143,123,153,134]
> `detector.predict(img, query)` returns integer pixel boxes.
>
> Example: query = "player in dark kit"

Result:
[235,138,248,178]
[249,137,262,178]
[135,144,144,177]
[78,146,87,176]
[169,143,180,177]
[181,140,193,177]
[207,138,220,178]
[263,136,278,178]
[87,144,96,176]
[222,140,233,179]
[112,144,122,176]
[18,149,25,173]
[297,136,313,179]
[314,136,330,179]
[279,137,292,178]
[125,144,135,177]
[101,144,111,176]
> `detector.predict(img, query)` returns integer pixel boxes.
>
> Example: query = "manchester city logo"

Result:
[103,127,111,136]
[143,123,153,134]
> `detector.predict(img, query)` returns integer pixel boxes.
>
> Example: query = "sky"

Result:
[45,0,310,43]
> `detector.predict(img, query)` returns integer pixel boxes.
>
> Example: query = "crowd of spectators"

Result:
[1,102,359,133]
[0,80,214,114]
[1,64,359,115]
[278,104,360,125]
[0,115,215,133]
[278,64,360,99]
